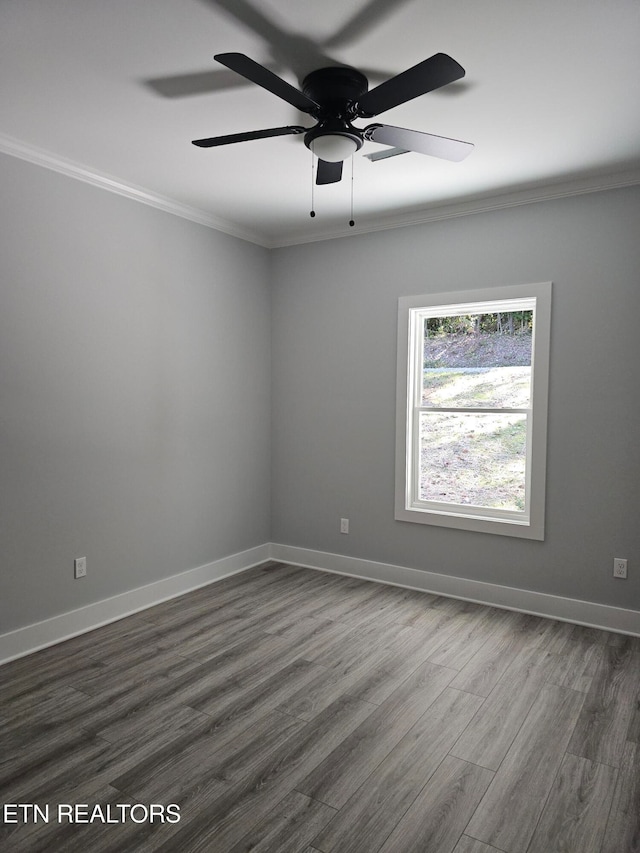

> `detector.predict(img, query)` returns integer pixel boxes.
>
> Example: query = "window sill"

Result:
[395,503,544,540]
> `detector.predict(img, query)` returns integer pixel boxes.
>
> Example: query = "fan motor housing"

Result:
[302,66,369,116]
[302,66,368,158]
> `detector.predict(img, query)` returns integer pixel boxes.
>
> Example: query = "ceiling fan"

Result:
[192,52,474,184]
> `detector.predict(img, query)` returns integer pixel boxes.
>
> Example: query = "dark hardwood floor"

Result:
[1,561,639,852]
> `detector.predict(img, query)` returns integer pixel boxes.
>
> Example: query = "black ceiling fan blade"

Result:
[357,53,465,117]
[192,125,307,148]
[316,159,343,185]
[214,53,320,113]
[365,124,474,161]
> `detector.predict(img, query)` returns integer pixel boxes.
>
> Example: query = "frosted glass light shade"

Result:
[309,134,359,162]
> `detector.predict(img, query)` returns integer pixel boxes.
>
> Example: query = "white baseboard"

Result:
[270,543,640,636]
[3,541,638,664]
[0,544,270,664]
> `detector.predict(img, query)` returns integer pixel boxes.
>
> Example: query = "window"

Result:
[395,282,551,539]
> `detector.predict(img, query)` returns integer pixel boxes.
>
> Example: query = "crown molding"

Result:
[0,132,270,248]
[270,168,640,248]
[2,132,639,250]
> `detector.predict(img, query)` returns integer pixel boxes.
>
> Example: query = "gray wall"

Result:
[2,152,638,636]
[271,187,640,610]
[0,153,271,633]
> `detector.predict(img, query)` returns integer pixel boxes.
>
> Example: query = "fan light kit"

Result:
[308,134,359,163]
[192,51,474,216]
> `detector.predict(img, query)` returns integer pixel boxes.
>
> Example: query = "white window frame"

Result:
[395,282,551,539]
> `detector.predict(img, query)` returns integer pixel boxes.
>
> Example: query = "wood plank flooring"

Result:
[1,561,639,853]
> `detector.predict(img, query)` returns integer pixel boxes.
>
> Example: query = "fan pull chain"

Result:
[310,153,316,218]
[349,155,355,227]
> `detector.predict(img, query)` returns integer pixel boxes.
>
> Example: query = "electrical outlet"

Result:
[613,557,627,579]
[340,518,349,534]
[74,556,87,579]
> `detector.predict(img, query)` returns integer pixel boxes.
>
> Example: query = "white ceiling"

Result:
[2,0,639,247]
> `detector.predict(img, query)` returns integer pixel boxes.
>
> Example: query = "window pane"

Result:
[419,411,527,511]
[422,312,532,408]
